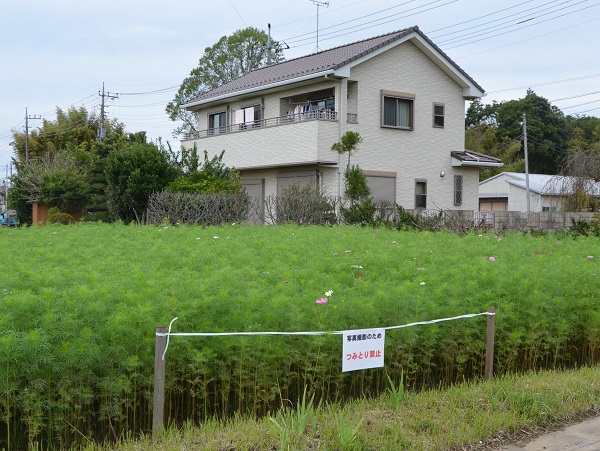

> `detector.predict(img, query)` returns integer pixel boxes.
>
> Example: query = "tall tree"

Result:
[495,90,568,174]
[10,106,125,166]
[166,27,284,137]
[466,91,570,177]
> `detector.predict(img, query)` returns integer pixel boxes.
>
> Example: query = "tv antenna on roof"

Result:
[309,0,329,53]
[259,23,289,66]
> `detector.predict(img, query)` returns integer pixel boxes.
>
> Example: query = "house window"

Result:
[454,175,463,206]
[433,103,445,128]
[415,180,427,208]
[382,91,414,129]
[542,206,557,212]
[208,111,226,135]
[243,105,262,128]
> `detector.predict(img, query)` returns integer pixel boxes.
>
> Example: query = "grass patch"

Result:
[82,365,600,450]
[0,222,598,449]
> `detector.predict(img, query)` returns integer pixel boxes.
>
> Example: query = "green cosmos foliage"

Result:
[0,223,598,449]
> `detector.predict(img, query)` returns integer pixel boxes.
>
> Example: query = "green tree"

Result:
[331,131,363,171]
[37,169,90,214]
[341,165,375,225]
[166,27,284,137]
[166,150,244,194]
[330,133,375,224]
[465,92,570,177]
[7,152,90,222]
[495,91,568,174]
[104,135,178,223]
[10,107,125,166]
[566,115,600,144]
[7,179,32,225]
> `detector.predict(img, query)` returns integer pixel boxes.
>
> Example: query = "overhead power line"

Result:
[283,0,457,46]
[442,2,600,49]
[487,74,600,94]
[551,91,600,102]
[431,0,572,42]
[117,86,180,96]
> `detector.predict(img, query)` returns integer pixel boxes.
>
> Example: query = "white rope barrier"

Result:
[157,311,495,360]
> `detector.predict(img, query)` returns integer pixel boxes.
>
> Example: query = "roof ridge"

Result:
[245,26,418,75]
[182,25,484,108]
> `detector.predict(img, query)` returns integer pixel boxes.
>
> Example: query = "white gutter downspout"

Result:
[339,79,348,200]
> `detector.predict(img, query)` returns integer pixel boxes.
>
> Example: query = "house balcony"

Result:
[182,112,357,170]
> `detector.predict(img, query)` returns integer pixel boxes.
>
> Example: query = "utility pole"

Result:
[25,107,41,165]
[522,114,531,216]
[3,164,8,210]
[310,0,329,53]
[98,83,118,141]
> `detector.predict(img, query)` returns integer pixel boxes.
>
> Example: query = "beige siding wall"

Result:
[185,120,339,169]
[347,41,476,210]
[184,40,483,211]
[241,166,341,199]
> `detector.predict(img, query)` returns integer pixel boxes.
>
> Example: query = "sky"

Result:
[1,0,599,174]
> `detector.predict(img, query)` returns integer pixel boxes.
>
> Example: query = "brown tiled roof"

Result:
[451,150,502,164]
[183,26,483,107]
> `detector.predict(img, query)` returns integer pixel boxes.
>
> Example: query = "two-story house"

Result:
[181,26,502,216]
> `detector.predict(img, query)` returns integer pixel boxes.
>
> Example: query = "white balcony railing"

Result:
[183,110,358,141]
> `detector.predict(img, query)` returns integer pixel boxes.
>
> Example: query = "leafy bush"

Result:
[569,217,591,237]
[47,211,76,225]
[342,166,375,225]
[104,138,178,223]
[38,169,90,214]
[46,207,76,225]
[341,197,376,225]
[166,171,243,194]
[343,165,370,201]
[394,206,420,230]
[7,182,32,225]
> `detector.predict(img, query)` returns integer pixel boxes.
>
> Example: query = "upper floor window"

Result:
[208,111,226,135]
[383,97,413,129]
[381,90,415,130]
[433,103,445,128]
[235,105,262,129]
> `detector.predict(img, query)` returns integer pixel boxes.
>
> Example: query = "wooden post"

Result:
[153,326,166,437]
[485,306,496,380]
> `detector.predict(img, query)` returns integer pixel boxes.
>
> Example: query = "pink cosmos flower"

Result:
[489,256,496,262]
[588,256,594,259]
[315,298,328,304]
[345,250,352,253]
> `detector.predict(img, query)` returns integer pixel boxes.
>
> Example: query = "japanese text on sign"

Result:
[342,328,385,372]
